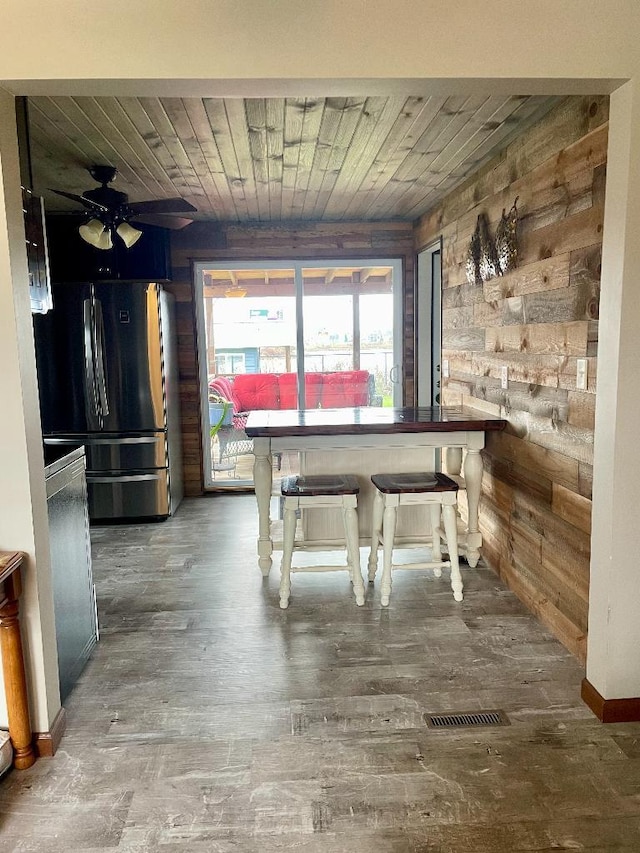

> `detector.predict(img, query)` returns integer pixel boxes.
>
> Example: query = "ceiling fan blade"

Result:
[128,197,197,214]
[49,189,109,213]
[135,214,195,230]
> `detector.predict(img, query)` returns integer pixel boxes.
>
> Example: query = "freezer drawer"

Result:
[46,434,167,472]
[86,434,166,471]
[86,469,170,520]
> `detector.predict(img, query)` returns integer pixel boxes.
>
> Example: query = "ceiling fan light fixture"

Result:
[116,221,143,248]
[95,227,114,251]
[52,165,197,246]
[78,218,113,250]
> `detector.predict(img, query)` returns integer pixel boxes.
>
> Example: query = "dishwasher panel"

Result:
[45,448,98,703]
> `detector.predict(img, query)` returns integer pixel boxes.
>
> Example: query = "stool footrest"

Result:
[391,560,451,571]
[290,564,355,573]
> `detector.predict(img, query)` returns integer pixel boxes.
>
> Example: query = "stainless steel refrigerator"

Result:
[34,281,184,521]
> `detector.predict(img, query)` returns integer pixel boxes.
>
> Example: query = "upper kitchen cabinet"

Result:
[23,188,53,313]
[45,215,172,284]
[15,99,53,313]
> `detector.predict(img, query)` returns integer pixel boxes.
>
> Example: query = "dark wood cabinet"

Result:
[45,215,172,284]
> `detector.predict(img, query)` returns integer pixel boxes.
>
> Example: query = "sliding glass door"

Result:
[195,259,403,488]
[301,264,400,409]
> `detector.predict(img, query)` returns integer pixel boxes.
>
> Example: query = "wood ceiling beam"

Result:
[203,278,392,298]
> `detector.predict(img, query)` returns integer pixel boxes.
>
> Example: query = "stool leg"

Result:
[442,503,463,602]
[429,504,443,577]
[343,502,365,606]
[380,500,397,607]
[280,505,297,608]
[368,488,384,582]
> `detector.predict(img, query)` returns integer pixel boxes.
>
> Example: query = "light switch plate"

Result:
[442,359,449,378]
[500,366,508,390]
[576,358,588,390]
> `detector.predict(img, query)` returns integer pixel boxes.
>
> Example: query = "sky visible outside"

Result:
[211,294,393,348]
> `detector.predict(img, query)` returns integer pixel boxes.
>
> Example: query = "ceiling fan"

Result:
[50,165,197,250]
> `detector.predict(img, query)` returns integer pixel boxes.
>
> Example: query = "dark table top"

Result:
[245,406,506,438]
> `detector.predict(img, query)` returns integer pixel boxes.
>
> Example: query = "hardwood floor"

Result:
[1,494,640,851]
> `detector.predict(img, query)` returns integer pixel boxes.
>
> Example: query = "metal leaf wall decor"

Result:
[495,196,519,275]
[478,213,500,282]
[465,216,483,286]
[466,198,519,284]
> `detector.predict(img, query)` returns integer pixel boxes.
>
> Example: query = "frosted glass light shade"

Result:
[116,221,143,248]
[79,218,113,250]
[94,228,113,250]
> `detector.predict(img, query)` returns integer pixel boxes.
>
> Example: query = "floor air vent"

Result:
[424,710,510,729]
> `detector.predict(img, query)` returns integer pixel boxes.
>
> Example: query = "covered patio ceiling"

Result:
[203,265,394,297]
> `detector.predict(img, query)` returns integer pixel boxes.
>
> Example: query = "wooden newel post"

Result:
[0,552,35,770]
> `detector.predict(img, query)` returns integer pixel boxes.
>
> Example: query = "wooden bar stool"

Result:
[368,472,462,606]
[279,474,365,609]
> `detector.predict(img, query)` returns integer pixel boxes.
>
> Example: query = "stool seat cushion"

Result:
[370,472,459,494]
[281,474,360,497]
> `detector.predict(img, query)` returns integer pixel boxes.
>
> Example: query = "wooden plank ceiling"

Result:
[28,94,559,224]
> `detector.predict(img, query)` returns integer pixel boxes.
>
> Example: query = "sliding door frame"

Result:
[416,240,443,407]
[194,257,404,487]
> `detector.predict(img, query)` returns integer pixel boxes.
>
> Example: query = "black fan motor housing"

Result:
[83,185,129,214]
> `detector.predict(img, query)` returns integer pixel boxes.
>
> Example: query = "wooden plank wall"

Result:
[414,96,609,662]
[167,222,415,497]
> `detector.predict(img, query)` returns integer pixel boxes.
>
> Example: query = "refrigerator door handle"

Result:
[46,436,162,446]
[86,473,163,483]
[82,298,100,425]
[93,297,110,417]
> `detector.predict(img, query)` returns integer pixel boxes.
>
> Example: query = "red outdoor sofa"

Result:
[210,370,373,414]
[208,370,376,467]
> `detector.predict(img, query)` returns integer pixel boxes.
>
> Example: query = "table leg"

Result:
[463,437,484,568]
[253,437,273,576]
[445,446,463,477]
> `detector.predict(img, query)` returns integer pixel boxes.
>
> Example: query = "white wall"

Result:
[0,0,639,721]
[587,79,640,697]
[0,88,60,730]
[0,1,636,92]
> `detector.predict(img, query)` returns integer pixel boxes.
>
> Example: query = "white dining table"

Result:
[245,405,507,576]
